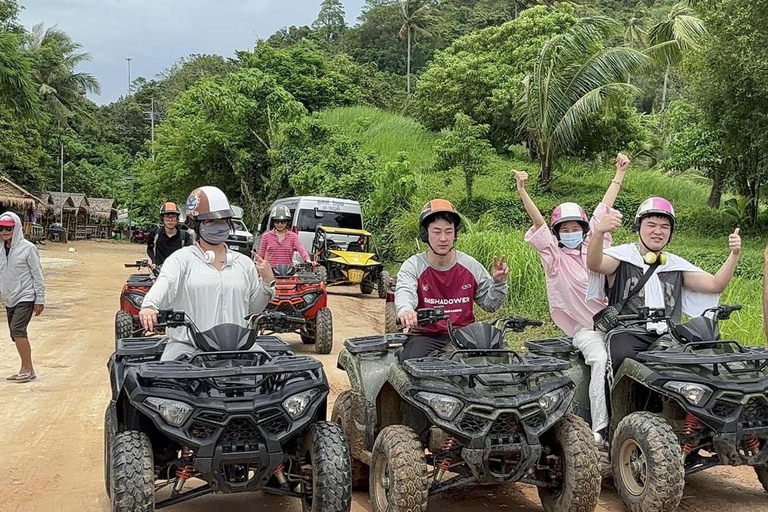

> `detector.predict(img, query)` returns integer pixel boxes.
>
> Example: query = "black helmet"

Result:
[271,205,292,222]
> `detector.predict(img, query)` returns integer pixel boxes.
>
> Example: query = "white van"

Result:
[253,197,363,263]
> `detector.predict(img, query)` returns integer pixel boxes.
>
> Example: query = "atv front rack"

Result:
[116,337,167,358]
[344,334,410,354]
[638,342,768,375]
[138,355,323,379]
[403,351,570,378]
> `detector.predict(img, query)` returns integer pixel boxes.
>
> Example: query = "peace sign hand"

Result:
[492,255,509,283]
[253,249,275,284]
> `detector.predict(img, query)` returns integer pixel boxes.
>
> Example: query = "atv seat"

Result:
[346,242,363,252]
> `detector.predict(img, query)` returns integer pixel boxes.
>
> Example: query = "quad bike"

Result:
[104,310,352,511]
[526,304,768,512]
[258,263,333,355]
[311,226,388,298]
[384,275,397,334]
[130,228,152,244]
[115,260,160,342]
[333,307,601,512]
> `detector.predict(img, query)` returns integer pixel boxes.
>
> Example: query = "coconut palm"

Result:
[0,30,37,116]
[25,23,100,126]
[515,16,650,184]
[398,0,434,95]
[645,3,706,111]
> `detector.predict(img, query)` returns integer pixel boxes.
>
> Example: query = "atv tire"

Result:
[385,302,398,334]
[378,270,389,299]
[331,391,369,490]
[110,430,154,512]
[360,280,375,294]
[538,413,601,512]
[103,407,114,498]
[370,425,429,512]
[755,465,768,492]
[315,307,333,354]
[611,412,684,512]
[300,422,352,512]
[315,265,328,283]
[115,310,134,343]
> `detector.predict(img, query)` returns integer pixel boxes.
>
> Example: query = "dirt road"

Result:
[0,242,765,511]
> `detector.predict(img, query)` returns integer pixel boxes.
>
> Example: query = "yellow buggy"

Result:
[311,226,389,298]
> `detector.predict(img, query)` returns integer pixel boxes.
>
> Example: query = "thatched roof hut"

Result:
[87,198,117,220]
[0,177,45,213]
[43,192,77,215]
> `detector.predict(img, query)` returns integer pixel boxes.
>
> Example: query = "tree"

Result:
[515,16,649,184]
[413,4,577,146]
[645,3,706,112]
[0,31,36,116]
[433,113,495,200]
[25,23,100,126]
[313,0,347,47]
[398,0,435,94]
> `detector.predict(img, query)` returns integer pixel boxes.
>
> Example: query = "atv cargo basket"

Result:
[403,351,570,378]
[637,342,768,375]
[344,334,409,354]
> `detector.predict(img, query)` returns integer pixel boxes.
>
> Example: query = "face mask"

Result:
[199,221,231,245]
[559,230,584,249]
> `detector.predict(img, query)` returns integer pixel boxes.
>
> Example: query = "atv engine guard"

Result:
[193,446,281,494]
[460,442,541,484]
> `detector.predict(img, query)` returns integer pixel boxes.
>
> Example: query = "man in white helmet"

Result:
[139,186,276,361]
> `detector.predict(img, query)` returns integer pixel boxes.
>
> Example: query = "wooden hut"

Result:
[0,177,46,242]
[86,198,117,238]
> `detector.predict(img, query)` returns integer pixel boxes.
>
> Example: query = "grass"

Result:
[321,105,767,346]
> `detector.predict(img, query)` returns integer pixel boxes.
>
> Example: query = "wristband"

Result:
[612,180,623,186]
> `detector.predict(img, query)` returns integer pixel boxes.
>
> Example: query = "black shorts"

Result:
[6,301,34,338]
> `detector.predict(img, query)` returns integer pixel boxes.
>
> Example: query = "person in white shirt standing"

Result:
[0,211,45,383]
[139,186,275,361]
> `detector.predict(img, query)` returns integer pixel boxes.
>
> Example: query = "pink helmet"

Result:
[550,202,589,234]
[635,197,676,232]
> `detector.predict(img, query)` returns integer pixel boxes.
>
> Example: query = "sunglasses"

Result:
[274,220,288,224]
[0,226,14,232]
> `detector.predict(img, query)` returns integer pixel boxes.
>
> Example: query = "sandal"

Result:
[6,373,22,381]
[12,372,36,383]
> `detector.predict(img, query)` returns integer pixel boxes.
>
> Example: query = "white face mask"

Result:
[559,230,584,249]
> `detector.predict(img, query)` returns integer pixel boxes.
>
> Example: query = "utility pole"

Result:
[144,98,156,161]
[59,140,64,223]
[126,56,133,233]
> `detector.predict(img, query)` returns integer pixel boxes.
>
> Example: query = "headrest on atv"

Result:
[193,323,260,352]
[453,322,505,350]
[673,316,719,344]
[272,264,297,277]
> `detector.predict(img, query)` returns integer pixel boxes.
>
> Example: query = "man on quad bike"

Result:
[257,204,312,266]
[513,152,630,442]
[147,202,192,268]
[395,199,509,361]
[139,186,276,361]
[587,196,742,373]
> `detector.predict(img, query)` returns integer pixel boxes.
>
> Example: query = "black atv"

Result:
[527,305,768,512]
[333,307,601,512]
[104,310,352,511]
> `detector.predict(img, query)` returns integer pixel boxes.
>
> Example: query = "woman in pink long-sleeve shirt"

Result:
[513,152,630,445]
[256,206,311,266]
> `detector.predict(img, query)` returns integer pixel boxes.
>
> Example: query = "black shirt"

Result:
[147,227,191,265]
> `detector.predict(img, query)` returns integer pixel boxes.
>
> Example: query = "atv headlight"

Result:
[663,381,712,406]
[415,392,463,420]
[302,292,318,304]
[143,397,193,427]
[538,389,566,415]
[282,389,321,419]
[123,292,145,310]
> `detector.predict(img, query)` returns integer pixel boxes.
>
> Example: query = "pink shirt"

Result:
[257,230,311,266]
[525,203,615,336]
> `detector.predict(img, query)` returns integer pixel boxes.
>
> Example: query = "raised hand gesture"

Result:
[492,255,509,283]
[254,249,275,284]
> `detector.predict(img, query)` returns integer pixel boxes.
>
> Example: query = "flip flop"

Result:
[12,373,36,383]
[6,373,20,381]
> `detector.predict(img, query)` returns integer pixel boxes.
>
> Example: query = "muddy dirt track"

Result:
[0,241,765,512]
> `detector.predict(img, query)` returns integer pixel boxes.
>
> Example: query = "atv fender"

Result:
[610,359,664,432]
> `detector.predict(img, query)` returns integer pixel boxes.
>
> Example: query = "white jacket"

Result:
[0,212,45,307]
[141,244,275,347]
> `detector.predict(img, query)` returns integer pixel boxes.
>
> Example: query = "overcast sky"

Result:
[19,0,366,105]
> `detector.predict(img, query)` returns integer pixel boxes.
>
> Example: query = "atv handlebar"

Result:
[124,259,151,269]
[495,317,543,333]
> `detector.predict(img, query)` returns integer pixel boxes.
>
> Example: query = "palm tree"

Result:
[515,17,650,185]
[25,23,100,126]
[0,30,37,116]
[398,0,434,95]
[645,4,706,111]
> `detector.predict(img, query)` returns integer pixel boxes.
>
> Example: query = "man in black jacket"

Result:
[147,202,192,267]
